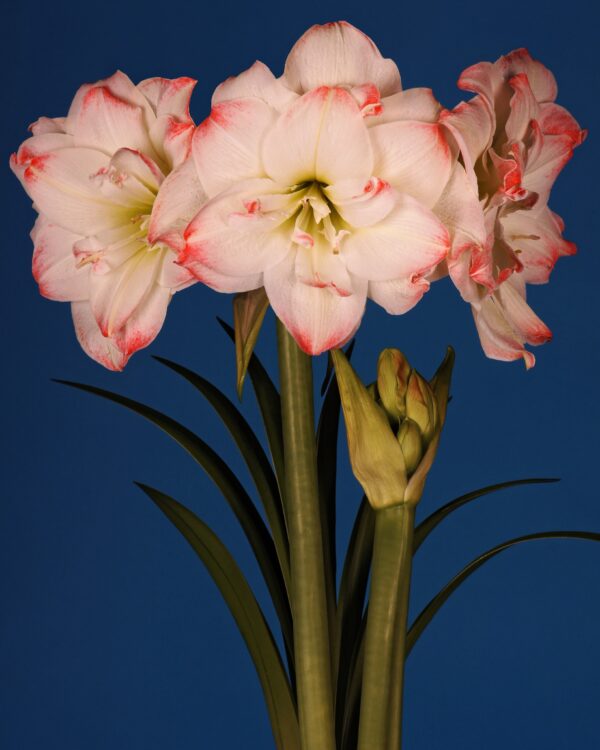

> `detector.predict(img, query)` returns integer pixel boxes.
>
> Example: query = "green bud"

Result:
[397,418,423,476]
[377,348,411,423]
[332,349,407,509]
[406,371,438,444]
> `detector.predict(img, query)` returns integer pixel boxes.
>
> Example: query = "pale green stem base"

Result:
[358,504,415,750]
[277,322,336,750]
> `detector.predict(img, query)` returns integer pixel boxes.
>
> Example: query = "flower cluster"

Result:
[11,22,584,369]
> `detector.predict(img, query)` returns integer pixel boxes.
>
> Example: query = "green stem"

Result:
[357,504,415,750]
[277,322,336,750]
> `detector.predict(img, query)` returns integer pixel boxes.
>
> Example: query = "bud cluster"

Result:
[375,349,440,478]
[332,345,454,510]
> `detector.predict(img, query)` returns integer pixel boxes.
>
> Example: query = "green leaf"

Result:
[340,609,366,750]
[335,497,374,739]
[54,378,293,663]
[407,530,600,657]
[218,318,286,500]
[413,478,560,553]
[136,483,300,750]
[233,289,270,399]
[152,355,290,591]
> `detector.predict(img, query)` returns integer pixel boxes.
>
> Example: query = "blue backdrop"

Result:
[2,1,599,748]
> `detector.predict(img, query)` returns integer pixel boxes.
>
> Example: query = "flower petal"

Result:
[538,102,586,145]
[368,274,431,314]
[343,193,449,282]
[31,217,89,301]
[148,158,206,249]
[263,86,373,186]
[522,133,576,201]
[212,61,297,111]
[325,177,395,227]
[264,249,368,355]
[137,77,196,120]
[182,178,295,278]
[11,148,131,235]
[70,83,156,158]
[500,49,557,103]
[193,98,276,198]
[369,120,452,208]
[71,301,130,371]
[283,22,401,96]
[374,88,442,126]
[501,204,576,284]
[89,248,165,337]
[505,73,540,143]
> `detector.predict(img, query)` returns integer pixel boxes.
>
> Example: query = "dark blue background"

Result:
[2,1,599,747]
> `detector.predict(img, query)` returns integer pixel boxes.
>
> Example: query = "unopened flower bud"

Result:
[397,418,422,475]
[377,348,411,423]
[332,349,407,509]
[406,371,438,444]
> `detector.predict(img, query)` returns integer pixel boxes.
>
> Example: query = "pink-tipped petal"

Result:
[500,48,558,103]
[369,120,452,208]
[264,250,367,355]
[374,88,442,126]
[182,179,294,278]
[213,61,297,110]
[522,133,576,202]
[31,217,89,301]
[137,77,196,120]
[538,102,587,145]
[472,295,537,368]
[263,86,373,187]
[283,21,401,96]
[368,274,431,314]
[505,73,540,143]
[193,98,276,198]
[11,148,131,235]
[71,84,156,157]
[343,193,449,282]
[71,300,130,371]
[89,248,165,337]
[148,158,206,249]
[325,177,395,227]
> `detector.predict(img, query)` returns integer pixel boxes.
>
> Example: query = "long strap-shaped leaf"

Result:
[413,478,560,552]
[335,498,375,739]
[407,530,600,657]
[54,379,293,662]
[153,356,290,591]
[218,318,286,500]
[136,483,300,750]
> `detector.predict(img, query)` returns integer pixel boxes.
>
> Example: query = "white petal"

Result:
[212,61,297,111]
[70,83,156,157]
[283,22,401,96]
[71,301,129,371]
[148,158,206,248]
[137,77,196,120]
[182,178,295,278]
[374,88,442,126]
[343,193,449,282]
[193,98,276,198]
[89,247,164,337]
[264,250,368,355]
[263,86,373,187]
[368,275,431,314]
[31,217,89,301]
[369,120,452,208]
[325,177,395,227]
[10,148,132,235]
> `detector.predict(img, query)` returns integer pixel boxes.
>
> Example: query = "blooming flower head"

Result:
[182,22,452,355]
[11,72,204,370]
[440,49,586,367]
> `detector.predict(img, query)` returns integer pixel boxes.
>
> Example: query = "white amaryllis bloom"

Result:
[437,49,585,367]
[11,72,204,370]
[181,22,452,354]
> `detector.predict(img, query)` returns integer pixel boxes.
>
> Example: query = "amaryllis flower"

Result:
[439,49,585,367]
[181,22,452,355]
[11,72,204,370]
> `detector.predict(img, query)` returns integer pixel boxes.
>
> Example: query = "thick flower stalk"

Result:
[333,345,453,749]
[438,49,586,366]
[181,22,452,355]
[11,72,205,370]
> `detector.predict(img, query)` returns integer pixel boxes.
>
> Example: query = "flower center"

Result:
[290,182,349,254]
